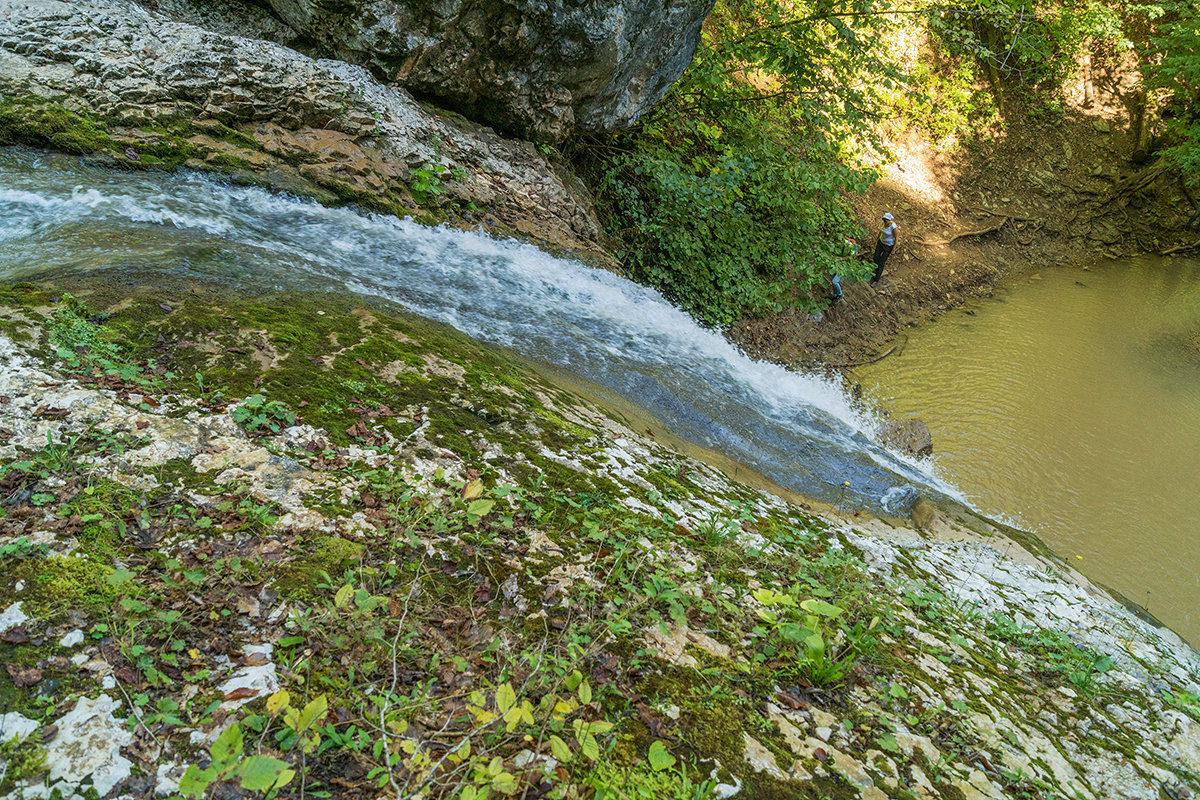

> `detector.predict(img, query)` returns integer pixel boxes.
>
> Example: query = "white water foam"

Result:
[0,150,967,507]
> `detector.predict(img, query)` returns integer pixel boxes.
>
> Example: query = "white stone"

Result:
[156,762,188,797]
[0,601,29,632]
[35,694,133,799]
[58,628,84,648]
[217,644,279,708]
[742,733,787,780]
[0,712,39,743]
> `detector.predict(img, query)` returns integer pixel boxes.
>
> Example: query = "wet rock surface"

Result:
[879,417,934,458]
[0,0,605,256]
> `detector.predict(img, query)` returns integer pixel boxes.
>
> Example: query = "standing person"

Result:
[872,212,897,285]
[828,236,857,304]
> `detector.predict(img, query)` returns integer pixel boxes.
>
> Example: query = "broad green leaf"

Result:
[878,733,900,753]
[549,734,573,762]
[334,583,354,609]
[647,740,676,772]
[577,680,593,705]
[266,689,290,716]
[107,569,136,586]
[778,623,815,643]
[178,765,215,798]
[209,723,244,771]
[236,756,295,791]
[803,631,826,662]
[462,480,484,500]
[296,695,328,733]
[495,682,517,714]
[581,732,600,761]
[800,599,844,617]
[564,670,583,692]
[467,499,495,518]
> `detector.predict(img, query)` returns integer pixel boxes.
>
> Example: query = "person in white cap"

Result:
[871,212,897,285]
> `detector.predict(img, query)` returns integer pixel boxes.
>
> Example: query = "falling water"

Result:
[0,148,956,508]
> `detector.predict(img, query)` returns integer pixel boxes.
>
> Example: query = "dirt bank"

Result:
[731,77,1200,371]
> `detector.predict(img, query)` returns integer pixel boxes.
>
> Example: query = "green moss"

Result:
[64,478,144,561]
[0,100,113,153]
[21,555,117,616]
[0,732,48,792]
[276,535,366,600]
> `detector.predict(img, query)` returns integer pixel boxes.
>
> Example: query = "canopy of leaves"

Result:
[1144,0,1200,177]
[580,0,891,326]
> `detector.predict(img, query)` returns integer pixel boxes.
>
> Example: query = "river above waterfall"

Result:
[856,256,1200,645]
[0,148,959,511]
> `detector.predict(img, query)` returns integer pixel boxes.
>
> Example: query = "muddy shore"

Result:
[731,96,1200,372]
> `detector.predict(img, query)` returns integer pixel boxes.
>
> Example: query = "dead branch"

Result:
[918,215,1010,247]
[827,342,899,369]
[1160,241,1200,256]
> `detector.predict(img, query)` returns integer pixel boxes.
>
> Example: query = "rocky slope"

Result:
[0,0,606,258]
[0,277,1198,800]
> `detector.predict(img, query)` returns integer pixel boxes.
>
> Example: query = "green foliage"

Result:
[179,723,295,798]
[892,56,1002,149]
[410,162,463,205]
[750,584,880,687]
[927,0,1128,88]
[1144,0,1200,176]
[232,394,296,435]
[48,294,171,388]
[583,0,884,325]
[986,611,1110,691]
[0,735,48,793]
[0,537,48,560]
[588,759,715,800]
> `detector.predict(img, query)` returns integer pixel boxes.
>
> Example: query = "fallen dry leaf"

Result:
[6,663,42,687]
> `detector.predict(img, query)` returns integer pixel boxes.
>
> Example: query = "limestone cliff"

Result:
[214,0,716,141]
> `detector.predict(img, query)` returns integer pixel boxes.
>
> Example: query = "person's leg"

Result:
[831,275,842,298]
[871,243,888,283]
[1188,205,1200,230]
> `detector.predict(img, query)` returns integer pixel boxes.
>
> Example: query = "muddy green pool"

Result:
[857,255,1200,645]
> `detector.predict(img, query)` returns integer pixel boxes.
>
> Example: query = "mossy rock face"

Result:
[276,535,366,600]
[0,101,113,154]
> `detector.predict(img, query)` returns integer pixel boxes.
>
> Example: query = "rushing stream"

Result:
[0,148,953,510]
[857,258,1200,645]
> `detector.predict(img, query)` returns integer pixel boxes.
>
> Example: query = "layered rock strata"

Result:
[0,0,604,255]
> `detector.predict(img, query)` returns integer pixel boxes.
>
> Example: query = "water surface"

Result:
[857,257,1200,644]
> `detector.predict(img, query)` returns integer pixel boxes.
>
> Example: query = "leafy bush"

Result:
[580,0,885,326]
[926,0,1127,88]
[1144,0,1200,177]
[232,394,296,435]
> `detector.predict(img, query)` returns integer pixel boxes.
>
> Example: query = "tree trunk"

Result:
[1082,44,1094,108]
[1131,88,1156,164]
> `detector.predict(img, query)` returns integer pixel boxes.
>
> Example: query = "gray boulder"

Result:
[245,0,715,141]
[879,418,934,459]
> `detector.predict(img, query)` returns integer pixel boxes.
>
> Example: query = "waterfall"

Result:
[0,148,960,508]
